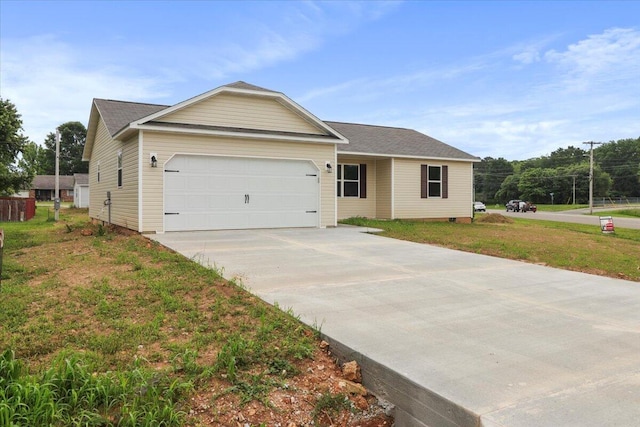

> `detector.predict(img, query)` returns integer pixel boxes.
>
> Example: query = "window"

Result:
[117,151,123,188]
[337,164,367,198]
[421,165,448,199]
[428,166,441,197]
[97,161,101,183]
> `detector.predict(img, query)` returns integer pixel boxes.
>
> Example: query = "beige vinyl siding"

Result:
[156,94,325,136]
[394,159,473,219]
[88,118,111,221]
[375,158,393,219]
[336,156,376,220]
[87,120,140,229]
[141,131,336,233]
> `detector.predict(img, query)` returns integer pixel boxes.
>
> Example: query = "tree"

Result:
[18,141,49,176]
[495,174,520,202]
[0,99,34,195]
[474,157,513,204]
[595,137,640,197]
[518,167,558,203]
[42,121,88,175]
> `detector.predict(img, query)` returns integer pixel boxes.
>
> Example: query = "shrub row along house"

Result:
[82,81,478,233]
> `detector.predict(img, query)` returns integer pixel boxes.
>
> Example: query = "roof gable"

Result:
[327,121,478,161]
[132,81,344,142]
[155,92,325,135]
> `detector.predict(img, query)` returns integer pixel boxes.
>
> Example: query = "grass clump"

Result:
[0,349,189,426]
[313,392,353,425]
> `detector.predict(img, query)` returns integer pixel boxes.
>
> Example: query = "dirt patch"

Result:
[475,213,514,224]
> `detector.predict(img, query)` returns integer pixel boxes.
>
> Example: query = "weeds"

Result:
[0,349,188,426]
[313,392,352,425]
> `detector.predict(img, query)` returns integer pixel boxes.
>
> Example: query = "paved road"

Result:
[486,208,640,229]
[150,227,640,427]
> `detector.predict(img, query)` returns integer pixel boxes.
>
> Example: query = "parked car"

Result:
[473,201,486,212]
[506,200,537,212]
[506,200,521,212]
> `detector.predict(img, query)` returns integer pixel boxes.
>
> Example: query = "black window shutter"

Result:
[442,165,449,199]
[421,165,428,198]
[359,164,367,198]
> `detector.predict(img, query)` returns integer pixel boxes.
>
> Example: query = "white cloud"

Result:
[544,28,640,91]
[0,35,169,144]
[513,49,541,64]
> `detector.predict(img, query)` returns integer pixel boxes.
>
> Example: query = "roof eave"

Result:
[337,150,480,162]
[82,102,100,161]
[134,123,347,145]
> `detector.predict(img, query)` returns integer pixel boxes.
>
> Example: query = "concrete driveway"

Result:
[150,227,640,427]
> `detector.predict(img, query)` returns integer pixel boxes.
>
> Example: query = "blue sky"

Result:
[1,1,639,160]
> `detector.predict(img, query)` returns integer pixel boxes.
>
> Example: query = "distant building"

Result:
[30,175,75,202]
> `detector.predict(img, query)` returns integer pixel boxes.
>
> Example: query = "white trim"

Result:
[122,123,346,145]
[337,150,479,163]
[138,131,144,233]
[333,146,338,226]
[391,158,395,220]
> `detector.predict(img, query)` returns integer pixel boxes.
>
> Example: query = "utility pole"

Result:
[55,130,60,221]
[583,141,603,214]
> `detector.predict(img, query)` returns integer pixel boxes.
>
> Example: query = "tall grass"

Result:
[0,349,189,426]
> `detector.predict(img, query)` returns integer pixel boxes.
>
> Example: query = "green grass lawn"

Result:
[342,215,640,281]
[589,208,640,218]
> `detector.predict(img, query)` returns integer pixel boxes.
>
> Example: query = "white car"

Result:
[473,201,486,212]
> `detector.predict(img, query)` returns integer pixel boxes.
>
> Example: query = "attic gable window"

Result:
[117,151,123,188]
[421,165,448,198]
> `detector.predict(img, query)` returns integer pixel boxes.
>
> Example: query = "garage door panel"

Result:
[164,155,319,231]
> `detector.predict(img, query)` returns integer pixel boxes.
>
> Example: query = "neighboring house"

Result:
[73,173,90,208]
[30,175,75,202]
[82,81,479,233]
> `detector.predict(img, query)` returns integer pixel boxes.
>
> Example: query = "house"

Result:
[30,175,75,202]
[73,173,90,208]
[82,81,478,233]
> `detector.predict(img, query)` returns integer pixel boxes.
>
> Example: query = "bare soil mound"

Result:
[475,213,514,224]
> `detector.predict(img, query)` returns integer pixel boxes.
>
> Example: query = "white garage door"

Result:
[164,155,319,231]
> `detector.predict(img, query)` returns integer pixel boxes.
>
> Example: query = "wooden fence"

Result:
[0,197,36,222]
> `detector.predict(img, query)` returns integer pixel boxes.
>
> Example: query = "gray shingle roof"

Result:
[94,99,168,136]
[326,121,478,161]
[225,81,277,93]
[32,175,75,190]
[73,173,89,186]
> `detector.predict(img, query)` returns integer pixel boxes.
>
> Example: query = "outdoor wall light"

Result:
[150,153,158,168]
[325,161,332,173]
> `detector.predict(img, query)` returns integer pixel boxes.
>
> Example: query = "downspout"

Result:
[138,131,144,232]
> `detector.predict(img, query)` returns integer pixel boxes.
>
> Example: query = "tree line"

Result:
[474,138,640,205]
[1,98,87,195]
